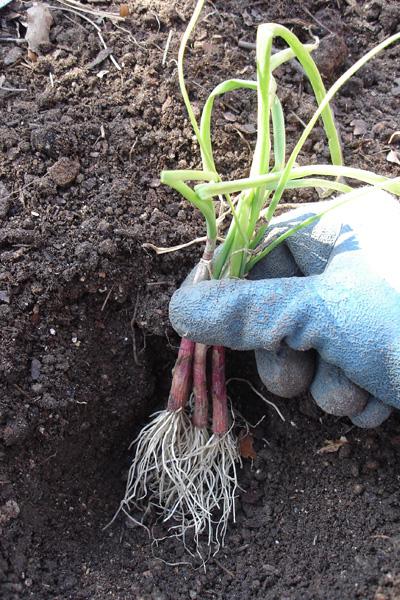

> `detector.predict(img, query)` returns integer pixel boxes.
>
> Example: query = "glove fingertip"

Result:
[350,398,392,429]
[310,358,369,417]
[255,346,314,398]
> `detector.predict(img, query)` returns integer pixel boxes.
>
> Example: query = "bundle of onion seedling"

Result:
[121,0,400,555]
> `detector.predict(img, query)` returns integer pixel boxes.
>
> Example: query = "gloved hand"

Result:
[169,188,400,428]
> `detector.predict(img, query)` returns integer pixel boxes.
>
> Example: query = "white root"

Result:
[120,408,241,556]
[188,431,241,553]
[121,409,194,514]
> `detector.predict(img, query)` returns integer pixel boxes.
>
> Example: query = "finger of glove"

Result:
[310,357,369,417]
[255,344,315,398]
[350,397,392,428]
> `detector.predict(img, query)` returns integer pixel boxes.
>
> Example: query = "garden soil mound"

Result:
[1,1,400,598]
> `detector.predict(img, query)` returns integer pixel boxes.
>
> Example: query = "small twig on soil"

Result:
[129,139,138,162]
[0,74,27,93]
[130,290,141,366]
[54,0,124,22]
[0,84,27,92]
[302,6,335,35]
[343,0,363,17]
[162,30,173,67]
[142,236,224,255]
[289,110,307,129]
[50,6,121,70]
[273,202,307,215]
[112,23,148,52]
[100,285,114,312]
[238,39,255,50]
[13,384,31,399]
[280,17,312,29]
[213,558,235,578]
[0,180,36,202]
[0,37,27,43]
[234,128,253,166]
[20,61,35,71]
[150,11,161,32]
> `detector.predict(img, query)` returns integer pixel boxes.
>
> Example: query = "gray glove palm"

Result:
[169,189,400,428]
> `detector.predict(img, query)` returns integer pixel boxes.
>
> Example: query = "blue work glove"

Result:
[169,188,400,428]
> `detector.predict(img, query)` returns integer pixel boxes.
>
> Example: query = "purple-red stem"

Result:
[192,343,209,429]
[167,242,215,416]
[167,338,195,412]
[212,345,229,436]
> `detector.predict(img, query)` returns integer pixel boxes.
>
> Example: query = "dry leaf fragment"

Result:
[351,119,368,136]
[23,3,53,54]
[87,48,113,70]
[388,131,400,145]
[119,3,129,17]
[239,432,257,459]
[317,436,348,455]
[223,111,237,123]
[0,291,10,304]
[27,49,38,63]
[235,122,257,135]
[386,149,400,166]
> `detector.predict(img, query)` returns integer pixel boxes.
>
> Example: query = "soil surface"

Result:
[1,0,400,598]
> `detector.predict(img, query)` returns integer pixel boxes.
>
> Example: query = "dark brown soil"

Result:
[1,0,400,598]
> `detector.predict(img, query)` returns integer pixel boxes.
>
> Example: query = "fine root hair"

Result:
[121,409,195,519]
[119,409,241,558]
[194,431,241,553]
[169,428,242,556]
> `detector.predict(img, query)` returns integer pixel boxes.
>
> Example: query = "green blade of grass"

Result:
[227,26,276,278]
[161,169,219,183]
[249,177,352,249]
[161,170,217,241]
[199,79,256,173]
[177,0,214,171]
[271,96,286,172]
[261,23,343,169]
[264,30,400,224]
[246,177,400,271]
[195,164,399,199]
[199,42,317,173]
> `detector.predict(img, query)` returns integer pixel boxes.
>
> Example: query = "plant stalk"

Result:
[167,338,195,412]
[212,346,229,435]
[192,343,209,429]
